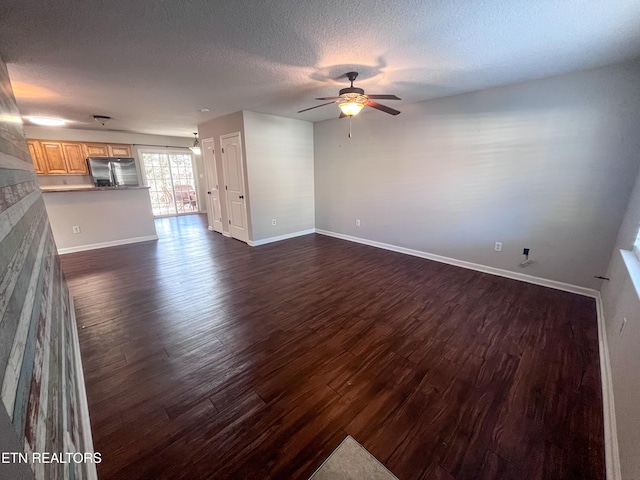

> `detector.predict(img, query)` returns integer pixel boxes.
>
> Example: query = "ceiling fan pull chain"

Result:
[348,117,352,138]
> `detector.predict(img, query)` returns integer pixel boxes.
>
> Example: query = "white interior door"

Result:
[202,138,223,233]
[221,132,249,243]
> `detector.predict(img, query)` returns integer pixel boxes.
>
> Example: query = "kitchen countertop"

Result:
[40,186,151,192]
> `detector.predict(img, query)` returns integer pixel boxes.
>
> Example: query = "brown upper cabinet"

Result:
[27,141,47,174]
[27,139,133,175]
[85,143,110,157]
[39,142,69,174]
[109,144,132,157]
[85,143,132,157]
[62,143,88,174]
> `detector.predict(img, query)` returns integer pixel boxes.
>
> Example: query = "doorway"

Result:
[139,149,200,217]
[202,138,223,233]
[220,132,249,243]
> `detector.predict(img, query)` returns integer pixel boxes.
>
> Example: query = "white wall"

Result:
[314,61,640,289]
[42,188,157,252]
[24,126,208,212]
[243,111,314,241]
[601,166,640,480]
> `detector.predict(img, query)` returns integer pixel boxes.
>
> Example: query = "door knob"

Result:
[207,191,211,194]
[239,195,244,199]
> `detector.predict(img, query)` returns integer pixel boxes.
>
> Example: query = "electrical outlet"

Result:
[272,219,276,226]
[72,226,81,234]
[619,317,628,336]
[355,219,361,227]
[494,242,502,252]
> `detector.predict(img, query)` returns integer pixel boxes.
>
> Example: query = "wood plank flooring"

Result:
[60,214,604,480]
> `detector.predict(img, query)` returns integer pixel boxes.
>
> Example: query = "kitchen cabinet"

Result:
[85,143,131,157]
[27,140,47,174]
[85,143,110,157]
[39,141,89,175]
[27,139,133,175]
[62,143,88,174]
[40,142,68,174]
[109,144,132,157]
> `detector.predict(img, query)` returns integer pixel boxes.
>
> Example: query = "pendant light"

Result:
[189,132,201,155]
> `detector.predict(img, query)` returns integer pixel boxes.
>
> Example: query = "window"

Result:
[138,148,199,217]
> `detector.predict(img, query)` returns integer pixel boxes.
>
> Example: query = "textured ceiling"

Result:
[1,0,639,137]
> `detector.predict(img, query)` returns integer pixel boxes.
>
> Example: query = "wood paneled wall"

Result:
[0,58,92,479]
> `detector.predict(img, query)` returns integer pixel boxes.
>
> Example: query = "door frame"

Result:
[220,132,250,243]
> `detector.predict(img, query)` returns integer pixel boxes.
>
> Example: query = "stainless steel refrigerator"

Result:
[87,157,140,187]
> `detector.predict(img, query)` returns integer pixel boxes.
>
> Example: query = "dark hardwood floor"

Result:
[60,214,604,480]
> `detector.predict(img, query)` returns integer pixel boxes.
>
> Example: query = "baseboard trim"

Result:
[248,229,315,247]
[222,231,232,238]
[595,293,621,480]
[57,235,158,255]
[69,295,98,480]
[315,230,598,298]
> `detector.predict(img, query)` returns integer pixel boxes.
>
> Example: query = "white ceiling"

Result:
[1,0,639,137]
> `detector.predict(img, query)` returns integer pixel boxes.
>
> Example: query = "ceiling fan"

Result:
[298,72,401,118]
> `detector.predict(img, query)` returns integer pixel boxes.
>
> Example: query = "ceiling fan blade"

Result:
[366,94,401,100]
[339,112,347,119]
[366,100,401,115]
[315,97,341,100]
[297,101,336,113]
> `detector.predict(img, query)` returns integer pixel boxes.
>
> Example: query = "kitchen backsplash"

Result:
[37,174,93,188]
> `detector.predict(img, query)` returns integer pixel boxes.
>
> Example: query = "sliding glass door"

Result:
[139,149,199,217]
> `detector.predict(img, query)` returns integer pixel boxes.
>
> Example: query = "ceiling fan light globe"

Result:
[339,101,365,116]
